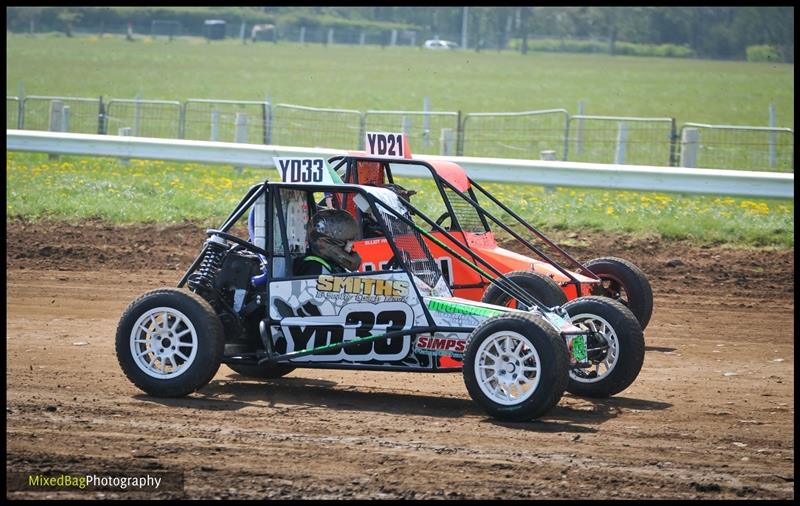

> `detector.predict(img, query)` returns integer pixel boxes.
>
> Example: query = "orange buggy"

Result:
[328,153,654,331]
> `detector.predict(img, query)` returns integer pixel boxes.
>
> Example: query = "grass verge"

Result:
[6,152,793,248]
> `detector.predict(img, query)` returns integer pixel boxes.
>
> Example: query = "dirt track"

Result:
[6,221,795,499]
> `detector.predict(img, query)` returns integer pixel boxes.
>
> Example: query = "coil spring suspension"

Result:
[188,236,228,292]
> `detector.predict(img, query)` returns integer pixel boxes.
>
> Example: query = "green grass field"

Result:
[5,34,794,248]
[6,33,794,126]
[6,152,793,248]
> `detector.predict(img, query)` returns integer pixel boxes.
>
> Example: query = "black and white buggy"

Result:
[116,177,644,421]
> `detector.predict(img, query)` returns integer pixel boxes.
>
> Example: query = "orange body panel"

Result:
[353,230,596,301]
[343,155,597,300]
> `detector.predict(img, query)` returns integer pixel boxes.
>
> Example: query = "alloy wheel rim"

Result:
[568,313,619,383]
[130,307,198,379]
[474,330,541,406]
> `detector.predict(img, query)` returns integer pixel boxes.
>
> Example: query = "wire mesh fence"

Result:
[460,109,569,159]
[364,110,460,156]
[183,100,268,143]
[22,96,103,134]
[566,115,676,166]
[8,93,793,172]
[270,104,363,149]
[104,99,182,138]
[7,97,20,129]
[679,124,794,172]
[277,25,417,47]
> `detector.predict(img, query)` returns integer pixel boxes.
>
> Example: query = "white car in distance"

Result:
[423,39,458,50]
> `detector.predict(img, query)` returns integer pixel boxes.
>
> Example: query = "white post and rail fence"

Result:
[6,129,793,199]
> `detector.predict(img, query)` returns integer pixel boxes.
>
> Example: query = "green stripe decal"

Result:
[427,299,503,317]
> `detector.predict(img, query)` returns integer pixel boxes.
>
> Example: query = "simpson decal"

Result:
[415,333,469,358]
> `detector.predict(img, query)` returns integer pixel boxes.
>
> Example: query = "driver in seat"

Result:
[295,209,362,276]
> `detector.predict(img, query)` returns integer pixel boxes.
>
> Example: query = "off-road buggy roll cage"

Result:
[175,179,584,373]
[328,154,603,298]
[117,171,646,414]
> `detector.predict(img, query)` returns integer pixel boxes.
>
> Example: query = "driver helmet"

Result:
[307,209,362,271]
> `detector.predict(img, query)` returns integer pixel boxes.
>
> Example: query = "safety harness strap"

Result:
[304,255,333,271]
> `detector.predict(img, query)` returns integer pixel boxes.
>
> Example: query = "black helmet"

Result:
[307,209,362,271]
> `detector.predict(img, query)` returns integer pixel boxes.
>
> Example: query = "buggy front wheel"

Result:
[561,296,644,398]
[116,288,225,397]
[463,313,569,421]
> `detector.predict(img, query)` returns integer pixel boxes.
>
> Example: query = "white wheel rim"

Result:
[130,307,199,379]
[568,313,619,383]
[474,330,541,406]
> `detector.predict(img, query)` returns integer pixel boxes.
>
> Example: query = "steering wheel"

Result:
[206,229,269,257]
[433,212,452,230]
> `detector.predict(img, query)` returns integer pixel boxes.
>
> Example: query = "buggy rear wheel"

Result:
[481,270,568,309]
[583,256,653,330]
[463,313,569,421]
[116,288,224,397]
[227,363,296,379]
[561,296,644,398]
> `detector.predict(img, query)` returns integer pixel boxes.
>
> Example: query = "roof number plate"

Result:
[274,157,335,184]
[365,132,412,159]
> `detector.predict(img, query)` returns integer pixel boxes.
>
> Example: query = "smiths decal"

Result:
[317,275,409,297]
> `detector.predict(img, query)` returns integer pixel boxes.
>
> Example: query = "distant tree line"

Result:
[398,6,793,63]
[6,6,794,63]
